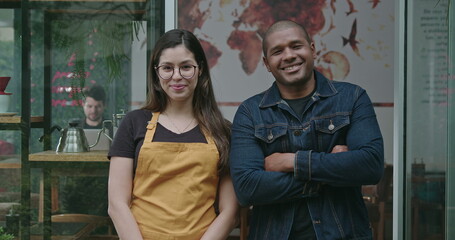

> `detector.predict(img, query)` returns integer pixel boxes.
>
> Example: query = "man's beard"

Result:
[88,115,101,122]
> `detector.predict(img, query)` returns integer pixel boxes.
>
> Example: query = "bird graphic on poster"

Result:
[345,0,358,16]
[342,19,361,57]
[321,17,335,37]
[330,0,336,14]
[370,0,380,8]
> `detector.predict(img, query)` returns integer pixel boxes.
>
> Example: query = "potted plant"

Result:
[0,227,14,240]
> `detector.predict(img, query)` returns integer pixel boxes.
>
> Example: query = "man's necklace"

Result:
[163,113,194,134]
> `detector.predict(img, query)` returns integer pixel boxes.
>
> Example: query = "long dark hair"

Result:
[143,29,231,175]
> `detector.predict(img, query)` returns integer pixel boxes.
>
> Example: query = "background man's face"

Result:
[83,97,105,122]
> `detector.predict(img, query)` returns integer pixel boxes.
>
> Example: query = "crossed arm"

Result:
[264,145,349,172]
[230,92,383,206]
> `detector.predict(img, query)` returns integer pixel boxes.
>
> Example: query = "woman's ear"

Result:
[199,65,203,76]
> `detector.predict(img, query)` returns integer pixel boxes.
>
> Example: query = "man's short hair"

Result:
[84,84,106,104]
[262,20,312,57]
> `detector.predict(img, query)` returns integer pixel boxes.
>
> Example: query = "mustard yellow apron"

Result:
[131,112,219,240]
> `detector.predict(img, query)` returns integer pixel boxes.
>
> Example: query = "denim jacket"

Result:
[230,71,384,240]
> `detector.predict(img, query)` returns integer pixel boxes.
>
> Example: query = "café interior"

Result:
[0,0,454,239]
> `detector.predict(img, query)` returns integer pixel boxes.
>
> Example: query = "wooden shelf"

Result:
[0,155,21,169]
[29,150,109,162]
[30,0,146,2]
[0,163,21,168]
[0,0,146,2]
[3,0,145,2]
[0,115,44,124]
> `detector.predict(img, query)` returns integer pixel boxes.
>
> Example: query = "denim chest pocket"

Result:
[314,115,350,152]
[255,125,288,154]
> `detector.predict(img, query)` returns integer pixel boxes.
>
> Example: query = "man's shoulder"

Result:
[330,79,359,87]
[329,79,366,94]
[316,71,365,93]
[240,87,271,107]
[243,91,266,103]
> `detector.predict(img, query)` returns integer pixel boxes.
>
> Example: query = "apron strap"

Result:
[144,112,160,142]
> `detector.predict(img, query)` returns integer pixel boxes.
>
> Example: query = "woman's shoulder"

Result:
[125,108,153,118]
[123,109,153,124]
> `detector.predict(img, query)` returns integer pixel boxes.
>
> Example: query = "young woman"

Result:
[108,29,239,240]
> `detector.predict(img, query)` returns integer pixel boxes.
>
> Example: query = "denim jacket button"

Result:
[328,123,335,131]
[293,130,302,136]
[267,133,273,141]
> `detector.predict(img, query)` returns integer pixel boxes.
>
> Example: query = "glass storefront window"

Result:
[406,0,450,239]
[446,0,455,239]
[0,8,22,237]
[0,1,163,239]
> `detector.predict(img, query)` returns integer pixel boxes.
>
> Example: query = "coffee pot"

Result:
[40,120,112,153]
[112,109,126,136]
[55,121,90,152]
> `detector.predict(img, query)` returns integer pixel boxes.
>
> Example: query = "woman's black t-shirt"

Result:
[108,109,207,172]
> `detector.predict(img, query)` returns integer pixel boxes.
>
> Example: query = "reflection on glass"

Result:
[407,0,449,239]
[0,0,152,238]
[0,9,21,237]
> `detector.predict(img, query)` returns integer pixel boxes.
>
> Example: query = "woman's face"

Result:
[156,45,199,104]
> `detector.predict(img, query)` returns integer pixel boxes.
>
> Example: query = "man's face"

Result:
[263,27,316,92]
[83,97,105,122]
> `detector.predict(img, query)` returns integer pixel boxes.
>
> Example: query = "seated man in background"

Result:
[60,84,109,219]
[82,84,106,129]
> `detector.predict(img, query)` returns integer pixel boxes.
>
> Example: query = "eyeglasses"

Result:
[155,64,198,80]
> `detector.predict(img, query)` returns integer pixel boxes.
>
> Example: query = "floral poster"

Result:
[177,0,394,105]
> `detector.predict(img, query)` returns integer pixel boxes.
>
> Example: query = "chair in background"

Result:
[239,207,251,240]
[228,206,251,240]
[50,214,118,240]
[34,168,113,239]
[363,164,393,240]
[411,173,445,240]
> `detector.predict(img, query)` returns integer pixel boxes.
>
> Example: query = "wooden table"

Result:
[29,150,110,240]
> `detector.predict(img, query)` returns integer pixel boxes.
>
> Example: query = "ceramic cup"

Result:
[0,94,11,113]
[0,77,12,113]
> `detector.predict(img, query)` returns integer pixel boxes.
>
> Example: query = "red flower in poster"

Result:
[177,0,379,80]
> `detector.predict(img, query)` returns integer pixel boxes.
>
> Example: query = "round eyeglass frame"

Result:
[154,65,199,80]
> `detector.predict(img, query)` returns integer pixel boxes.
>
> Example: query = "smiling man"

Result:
[229,20,384,240]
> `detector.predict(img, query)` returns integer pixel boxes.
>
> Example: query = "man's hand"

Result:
[264,153,295,172]
[331,145,348,153]
[264,146,348,172]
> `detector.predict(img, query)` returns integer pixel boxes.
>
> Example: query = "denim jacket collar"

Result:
[259,71,338,109]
